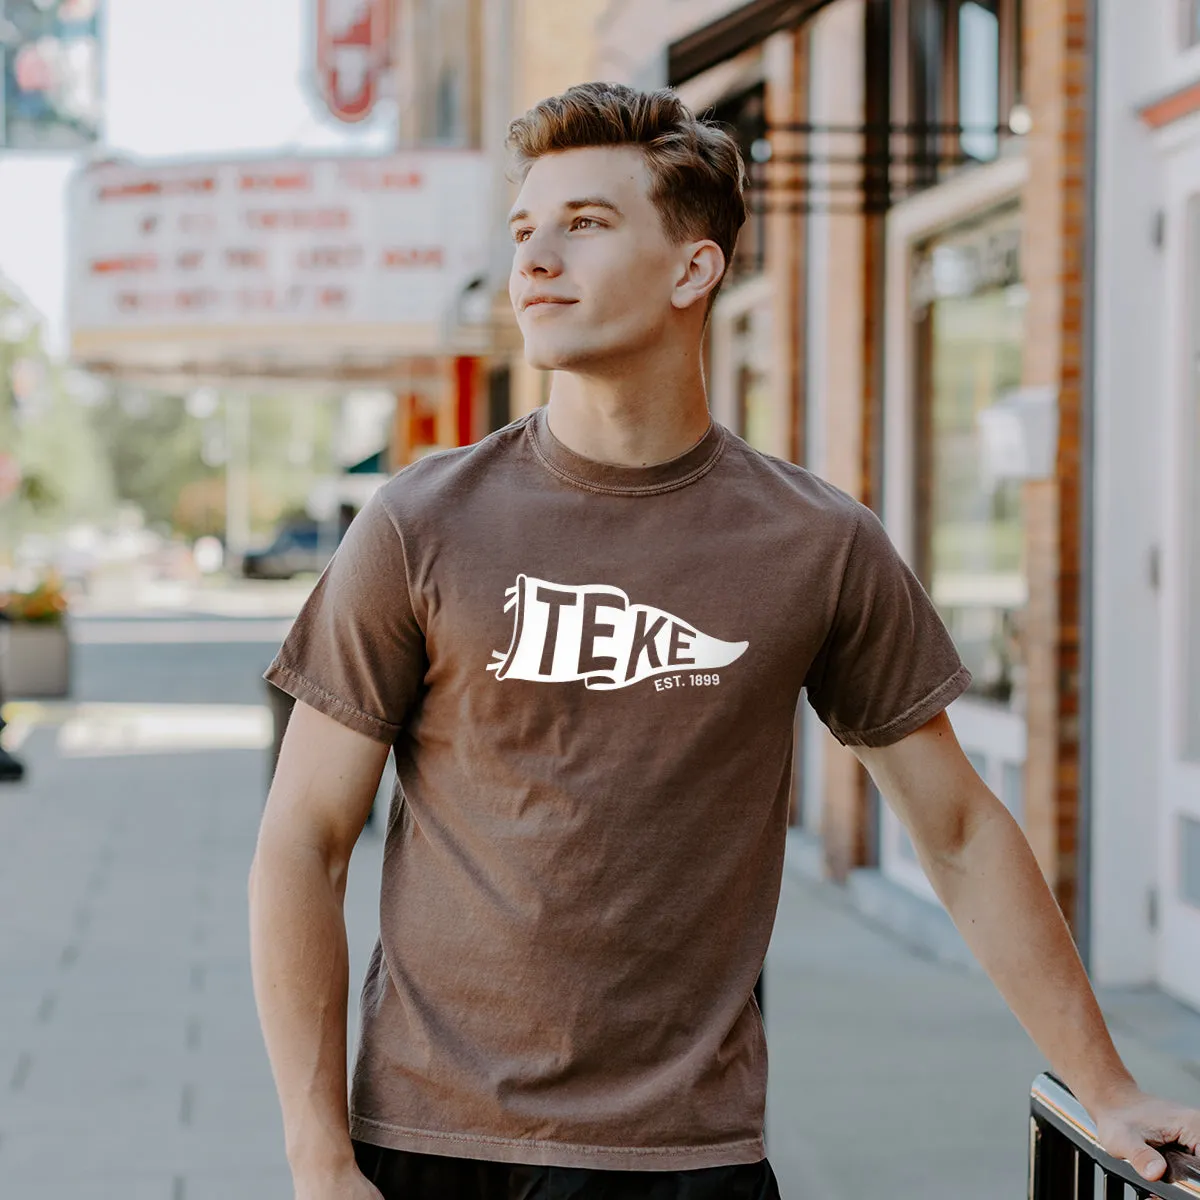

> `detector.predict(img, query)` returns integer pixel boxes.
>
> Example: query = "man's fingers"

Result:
[1129,1143,1168,1182]
[1184,1111,1200,1153]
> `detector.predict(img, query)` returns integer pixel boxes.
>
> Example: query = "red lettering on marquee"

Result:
[382,247,444,268]
[240,171,312,192]
[175,289,217,310]
[339,164,424,191]
[91,255,158,275]
[98,177,216,201]
[226,248,268,269]
[244,208,351,231]
[297,245,363,270]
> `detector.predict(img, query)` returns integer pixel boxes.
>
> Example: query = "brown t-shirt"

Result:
[264,409,970,1171]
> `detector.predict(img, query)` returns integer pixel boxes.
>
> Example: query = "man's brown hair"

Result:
[506,82,748,301]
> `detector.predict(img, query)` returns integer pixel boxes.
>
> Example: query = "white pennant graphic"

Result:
[486,575,749,691]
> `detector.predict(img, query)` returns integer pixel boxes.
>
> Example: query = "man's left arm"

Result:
[856,710,1200,1184]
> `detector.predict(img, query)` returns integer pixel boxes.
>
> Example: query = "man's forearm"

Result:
[927,800,1136,1114]
[249,838,356,1175]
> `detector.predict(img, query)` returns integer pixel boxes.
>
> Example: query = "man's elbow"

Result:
[249,813,352,904]
[923,784,1014,871]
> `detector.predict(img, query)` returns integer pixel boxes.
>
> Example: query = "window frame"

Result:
[898,0,1023,187]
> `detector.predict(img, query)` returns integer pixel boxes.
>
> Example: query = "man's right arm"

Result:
[249,700,391,1199]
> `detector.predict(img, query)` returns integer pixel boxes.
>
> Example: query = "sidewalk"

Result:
[766,840,1200,1198]
[0,727,384,1200]
[1,720,1197,1199]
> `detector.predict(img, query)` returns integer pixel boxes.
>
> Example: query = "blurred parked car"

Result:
[241,519,331,581]
[241,508,355,581]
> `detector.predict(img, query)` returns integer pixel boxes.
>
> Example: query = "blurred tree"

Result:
[89,387,339,542]
[88,390,214,534]
[0,287,118,544]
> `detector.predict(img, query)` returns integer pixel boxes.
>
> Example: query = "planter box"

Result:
[0,621,71,699]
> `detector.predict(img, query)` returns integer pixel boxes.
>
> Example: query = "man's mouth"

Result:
[522,296,576,311]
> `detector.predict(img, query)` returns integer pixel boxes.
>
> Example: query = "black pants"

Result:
[352,1141,782,1200]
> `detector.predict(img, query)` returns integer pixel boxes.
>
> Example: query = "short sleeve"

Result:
[263,492,425,744]
[804,504,971,748]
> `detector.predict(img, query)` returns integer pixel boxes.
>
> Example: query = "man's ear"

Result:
[671,241,726,312]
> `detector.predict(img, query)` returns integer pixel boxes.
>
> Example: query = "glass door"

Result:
[1159,194,1200,1008]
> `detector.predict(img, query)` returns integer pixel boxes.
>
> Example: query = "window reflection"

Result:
[914,208,1026,708]
[960,1,1001,161]
[1185,199,1200,761]
[1183,0,1200,49]
[733,308,773,452]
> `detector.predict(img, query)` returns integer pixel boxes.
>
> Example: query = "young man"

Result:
[249,83,1200,1200]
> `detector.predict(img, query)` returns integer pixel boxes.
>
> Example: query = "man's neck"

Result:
[544,358,711,469]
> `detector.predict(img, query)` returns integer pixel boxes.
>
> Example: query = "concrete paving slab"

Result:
[3,634,1199,1200]
[0,1172,173,1200]
[764,862,1200,1200]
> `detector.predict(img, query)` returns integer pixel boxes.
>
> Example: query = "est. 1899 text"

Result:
[654,673,721,691]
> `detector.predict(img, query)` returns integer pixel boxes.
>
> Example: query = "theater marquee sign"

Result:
[67,151,490,382]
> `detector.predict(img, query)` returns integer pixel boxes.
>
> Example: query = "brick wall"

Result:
[1021,0,1091,926]
[503,0,611,417]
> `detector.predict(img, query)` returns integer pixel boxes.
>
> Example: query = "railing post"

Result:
[1029,1072,1200,1199]
[1031,1114,1080,1200]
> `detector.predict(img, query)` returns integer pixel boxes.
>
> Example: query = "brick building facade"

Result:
[587,0,1099,950]
[390,0,1199,1008]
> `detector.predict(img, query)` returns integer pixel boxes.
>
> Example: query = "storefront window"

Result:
[407,0,481,147]
[912,206,1026,706]
[733,307,773,451]
[1183,0,1200,49]
[909,0,947,191]
[959,1,1000,161]
[1185,198,1200,761]
[712,85,767,280]
[906,0,1020,191]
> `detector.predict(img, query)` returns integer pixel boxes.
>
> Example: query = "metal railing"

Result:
[1030,1073,1200,1199]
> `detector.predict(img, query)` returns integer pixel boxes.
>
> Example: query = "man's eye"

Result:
[513,228,532,244]
[571,217,600,230]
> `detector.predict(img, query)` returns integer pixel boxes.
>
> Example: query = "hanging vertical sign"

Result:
[315,0,391,124]
[0,0,104,149]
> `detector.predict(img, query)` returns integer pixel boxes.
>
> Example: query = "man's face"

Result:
[508,146,694,371]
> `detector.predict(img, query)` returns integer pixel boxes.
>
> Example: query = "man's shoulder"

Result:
[375,414,535,522]
[718,431,867,530]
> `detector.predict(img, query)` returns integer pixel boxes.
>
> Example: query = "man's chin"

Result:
[521,338,607,372]
[522,343,577,372]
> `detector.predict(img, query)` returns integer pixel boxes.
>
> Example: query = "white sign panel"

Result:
[67,152,490,361]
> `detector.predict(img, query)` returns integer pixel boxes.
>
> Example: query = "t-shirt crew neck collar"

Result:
[528,405,725,496]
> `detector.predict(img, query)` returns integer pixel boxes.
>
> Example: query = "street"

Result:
[0,609,1198,1199]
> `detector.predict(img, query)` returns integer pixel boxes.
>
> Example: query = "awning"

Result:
[346,448,387,475]
[667,0,838,86]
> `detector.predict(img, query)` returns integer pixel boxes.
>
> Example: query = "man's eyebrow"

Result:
[507,197,624,225]
[563,196,623,217]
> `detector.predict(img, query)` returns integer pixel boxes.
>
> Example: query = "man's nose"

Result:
[514,231,563,279]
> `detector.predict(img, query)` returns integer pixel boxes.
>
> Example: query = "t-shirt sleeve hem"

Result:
[830,664,973,749]
[263,661,401,745]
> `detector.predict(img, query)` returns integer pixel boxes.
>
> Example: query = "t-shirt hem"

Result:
[348,1113,766,1172]
[832,663,973,748]
[263,661,400,745]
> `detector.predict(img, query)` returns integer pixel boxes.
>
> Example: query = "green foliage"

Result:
[89,390,215,533]
[86,388,340,541]
[0,299,117,541]
[0,279,344,544]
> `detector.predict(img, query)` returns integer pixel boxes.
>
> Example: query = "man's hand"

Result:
[1090,1082,1200,1183]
